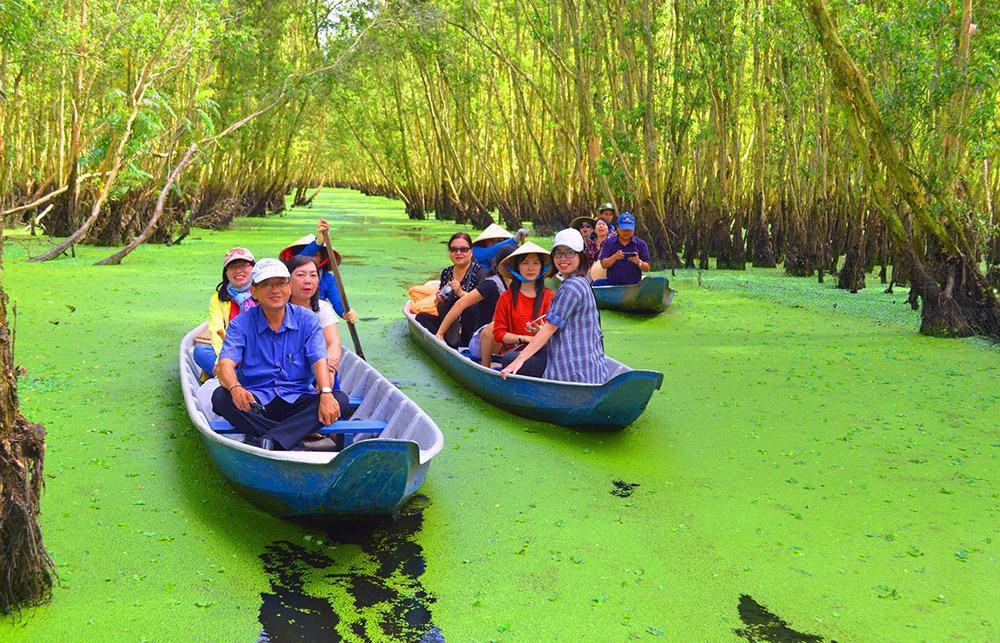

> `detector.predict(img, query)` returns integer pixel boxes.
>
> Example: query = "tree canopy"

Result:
[0,0,998,335]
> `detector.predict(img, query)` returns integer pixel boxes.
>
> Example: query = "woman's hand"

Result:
[316,219,330,236]
[448,278,463,296]
[500,357,524,379]
[343,309,359,324]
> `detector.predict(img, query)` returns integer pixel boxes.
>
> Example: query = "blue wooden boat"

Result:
[404,303,663,431]
[180,324,444,518]
[592,276,676,314]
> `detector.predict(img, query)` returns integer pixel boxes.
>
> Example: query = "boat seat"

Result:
[209,418,386,436]
[317,419,387,435]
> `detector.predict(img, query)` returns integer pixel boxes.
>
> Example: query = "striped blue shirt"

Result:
[543,276,609,384]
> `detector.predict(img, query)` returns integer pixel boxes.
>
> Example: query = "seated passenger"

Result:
[279,219,359,324]
[596,202,618,235]
[193,247,258,378]
[436,244,516,366]
[286,255,352,451]
[596,211,650,286]
[415,232,490,348]
[471,223,529,266]
[570,216,599,263]
[285,255,344,386]
[211,258,347,451]
[501,229,609,384]
[493,242,557,377]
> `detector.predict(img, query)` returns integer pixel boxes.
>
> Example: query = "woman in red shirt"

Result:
[492,242,556,376]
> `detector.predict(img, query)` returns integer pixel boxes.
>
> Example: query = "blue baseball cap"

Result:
[617,212,636,230]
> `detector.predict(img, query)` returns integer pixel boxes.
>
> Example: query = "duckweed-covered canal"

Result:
[2,189,996,641]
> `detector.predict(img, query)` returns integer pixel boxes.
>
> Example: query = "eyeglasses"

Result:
[256,279,290,290]
[580,224,593,229]
[449,246,471,253]
[552,250,577,259]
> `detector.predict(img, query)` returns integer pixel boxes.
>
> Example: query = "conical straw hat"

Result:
[472,223,513,246]
[279,234,342,267]
[498,241,556,281]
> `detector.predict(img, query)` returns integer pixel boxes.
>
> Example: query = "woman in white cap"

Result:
[436,244,517,366]
[500,229,608,384]
[194,247,259,377]
[492,242,557,376]
[279,219,359,324]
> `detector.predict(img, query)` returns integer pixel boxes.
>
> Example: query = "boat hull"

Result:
[404,303,662,431]
[180,324,443,518]
[592,276,676,313]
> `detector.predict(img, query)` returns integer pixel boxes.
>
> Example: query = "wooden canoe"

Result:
[592,276,676,314]
[404,302,662,431]
[180,323,444,518]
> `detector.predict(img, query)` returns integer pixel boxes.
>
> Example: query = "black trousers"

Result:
[416,299,483,348]
[498,346,548,378]
[212,387,351,450]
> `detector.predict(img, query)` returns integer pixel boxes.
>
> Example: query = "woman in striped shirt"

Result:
[500,229,608,384]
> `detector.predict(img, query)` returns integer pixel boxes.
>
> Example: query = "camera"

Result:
[438,284,454,298]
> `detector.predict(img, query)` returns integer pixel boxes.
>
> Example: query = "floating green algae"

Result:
[1,189,997,641]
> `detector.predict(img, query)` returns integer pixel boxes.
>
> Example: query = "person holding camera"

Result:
[595,212,650,286]
[415,232,489,347]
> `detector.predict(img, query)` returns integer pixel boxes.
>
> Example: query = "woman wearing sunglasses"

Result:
[415,232,490,347]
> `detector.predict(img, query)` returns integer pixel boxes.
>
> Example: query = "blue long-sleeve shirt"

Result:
[472,237,518,267]
[297,240,346,317]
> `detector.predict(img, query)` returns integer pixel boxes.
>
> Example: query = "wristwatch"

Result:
[319,386,334,395]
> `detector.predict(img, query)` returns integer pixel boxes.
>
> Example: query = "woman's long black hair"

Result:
[284,255,322,312]
[509,253,549,320]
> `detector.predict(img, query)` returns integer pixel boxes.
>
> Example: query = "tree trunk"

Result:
[0,224,54,614]
[805,0,1000,338]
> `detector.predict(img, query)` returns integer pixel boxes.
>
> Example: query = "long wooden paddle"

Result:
[319,229,366,361]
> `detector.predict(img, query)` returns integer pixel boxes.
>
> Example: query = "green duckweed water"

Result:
[1,189,996,641]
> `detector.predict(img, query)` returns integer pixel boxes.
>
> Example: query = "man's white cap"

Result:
[552,228,585,253]
[251,258,290,284]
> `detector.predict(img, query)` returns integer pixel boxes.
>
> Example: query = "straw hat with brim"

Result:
[570,216,596,231]
[279,234,342,267]
[498,241,556,282]
[472,223,513,246]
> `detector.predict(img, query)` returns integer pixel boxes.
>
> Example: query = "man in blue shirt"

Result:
[596,212,651,286]
[212,258,345,451]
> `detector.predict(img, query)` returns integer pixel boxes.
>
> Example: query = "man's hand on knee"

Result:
[230,385,255,412]
[318,393,341,425]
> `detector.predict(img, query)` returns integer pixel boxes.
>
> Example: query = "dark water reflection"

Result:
[258,495,442,642]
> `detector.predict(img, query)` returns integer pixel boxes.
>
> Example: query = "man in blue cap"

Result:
[596,211,650,286]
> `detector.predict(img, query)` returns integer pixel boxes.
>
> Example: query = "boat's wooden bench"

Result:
[209,418,386,436]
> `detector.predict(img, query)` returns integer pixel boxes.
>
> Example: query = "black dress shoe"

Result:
[258,437,276,451]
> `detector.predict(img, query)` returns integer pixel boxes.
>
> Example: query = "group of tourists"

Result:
[194,220,359,452]
[194,202,652,451]
[414,201,652,386]
[571,203,651,286]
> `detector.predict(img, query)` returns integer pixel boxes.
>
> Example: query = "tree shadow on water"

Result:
[258,495,443,642]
